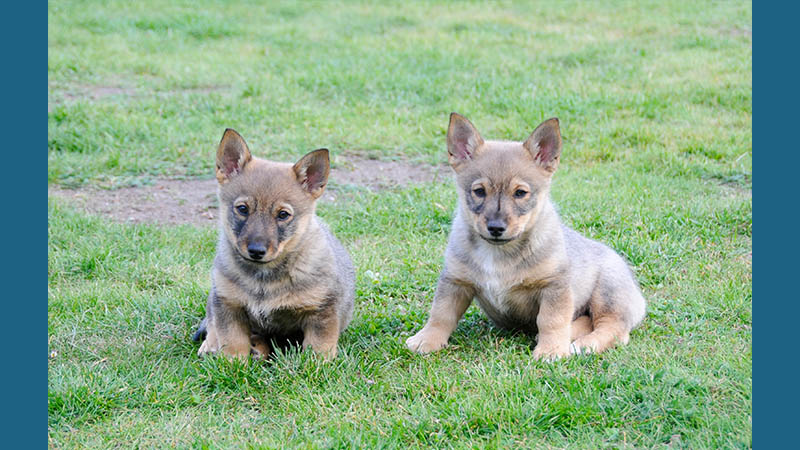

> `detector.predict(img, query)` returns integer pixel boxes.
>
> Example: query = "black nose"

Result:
[487,220,506,237]
[247,243,267,260]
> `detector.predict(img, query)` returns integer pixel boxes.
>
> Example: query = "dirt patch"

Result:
[332,155,450,189]
[49,156,451,226]
[86,86,137,100]
[50,179,220,226]
[50,84,139,105]
[48,83,229,111]
[726,26,752,38]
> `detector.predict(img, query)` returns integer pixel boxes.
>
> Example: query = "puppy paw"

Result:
[532,342,571,361]
[570,336,599,355]
[570,342,593,355]
[308,344,338,362]
[197,339,217,357]
[406,331,448,354]
[199,340,250,360]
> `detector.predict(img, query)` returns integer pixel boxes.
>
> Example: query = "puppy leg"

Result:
[571,286,635,354]
[211,300,252,360]
[533,285,573,361]
[571,314,629,354]
[406,277,475,354]
[197,292,219,356]
[571,268,646,354]
[570,315,593,341]
[197,324,219,356]
[302,312,341,361]
[572,256,646,354]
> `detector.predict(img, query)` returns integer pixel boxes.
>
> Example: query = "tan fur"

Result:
[195,129,355,361]
[570,315,593,341]
[407,114,646,360]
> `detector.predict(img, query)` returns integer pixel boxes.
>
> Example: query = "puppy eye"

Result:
[236,205,249,215]
[514,189,528,198]
[473,187,486,198]
[277,210,291,220]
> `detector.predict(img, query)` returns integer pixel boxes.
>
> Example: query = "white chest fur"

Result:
[472,247,514,312]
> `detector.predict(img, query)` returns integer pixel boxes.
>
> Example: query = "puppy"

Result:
[193,129,355,360]
[406,114,646,360]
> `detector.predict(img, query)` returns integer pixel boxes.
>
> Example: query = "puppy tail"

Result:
[192,318,208,342]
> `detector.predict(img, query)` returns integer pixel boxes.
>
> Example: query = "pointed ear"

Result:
[447,112,484,169]
[293,149,330,199]
[523,118,562,173]
[216,128,252,183]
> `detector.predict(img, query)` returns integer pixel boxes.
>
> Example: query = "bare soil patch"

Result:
[48,82,229,111]
[49,156,451,226]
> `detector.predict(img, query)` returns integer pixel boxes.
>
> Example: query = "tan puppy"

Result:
[193,129,355,360]
[406,114,646,360]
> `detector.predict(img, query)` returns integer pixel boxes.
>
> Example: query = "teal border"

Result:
[753,2,793,447]
[4,0,46,442]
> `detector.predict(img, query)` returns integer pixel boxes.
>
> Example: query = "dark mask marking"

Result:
[229,205,247,236]
[465,189,484,214]
[513,195,537,216]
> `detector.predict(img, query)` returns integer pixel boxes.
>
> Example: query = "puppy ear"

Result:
[216,129,252,183]
[294,149,330,199]
[447,113,484,169]
[523,118,562,173]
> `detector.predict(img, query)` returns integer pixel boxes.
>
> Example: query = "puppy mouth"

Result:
[246,258,271,264]
[237,251,277,265]
[480,235,513,245]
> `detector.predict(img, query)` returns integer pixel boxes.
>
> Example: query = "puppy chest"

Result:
[471,255,517,311]
[472,269,541,325]
[243,290,326,331]
[247,305,305,333]
[475,278,510,311]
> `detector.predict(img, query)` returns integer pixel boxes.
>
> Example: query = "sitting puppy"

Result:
[406,114,646,360]
[193,129,355,360]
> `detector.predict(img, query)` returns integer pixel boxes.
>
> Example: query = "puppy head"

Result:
[215,129,329,264]
[447,113,562,245]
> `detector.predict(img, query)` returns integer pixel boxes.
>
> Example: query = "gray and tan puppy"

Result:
[193,129,355,360]
[406,113,646,360]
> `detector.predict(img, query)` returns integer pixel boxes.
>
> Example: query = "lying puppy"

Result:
[407,114,646,360]
[193,129,355,360]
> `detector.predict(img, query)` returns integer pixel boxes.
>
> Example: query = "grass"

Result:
[48,0,751,448]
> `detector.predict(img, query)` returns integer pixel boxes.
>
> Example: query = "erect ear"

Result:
[216,128,252,183]
[293,149,330,199]
[447,112,484,169]
[523,118,562,173]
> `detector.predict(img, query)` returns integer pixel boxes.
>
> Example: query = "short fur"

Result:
[193,129,355,360]
[406,114,646,360]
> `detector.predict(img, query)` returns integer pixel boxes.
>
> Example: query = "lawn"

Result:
[48,1,751,448]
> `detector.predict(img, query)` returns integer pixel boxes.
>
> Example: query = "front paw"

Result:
[532,341,571,361]
[197,338,217,357]
[570,335,601,355]
[198,339,250,360]
[318,346,338,361]
[406,330,449,354]
[302,341,338,361]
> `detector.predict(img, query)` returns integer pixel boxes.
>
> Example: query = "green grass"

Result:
[48,0,751,447]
